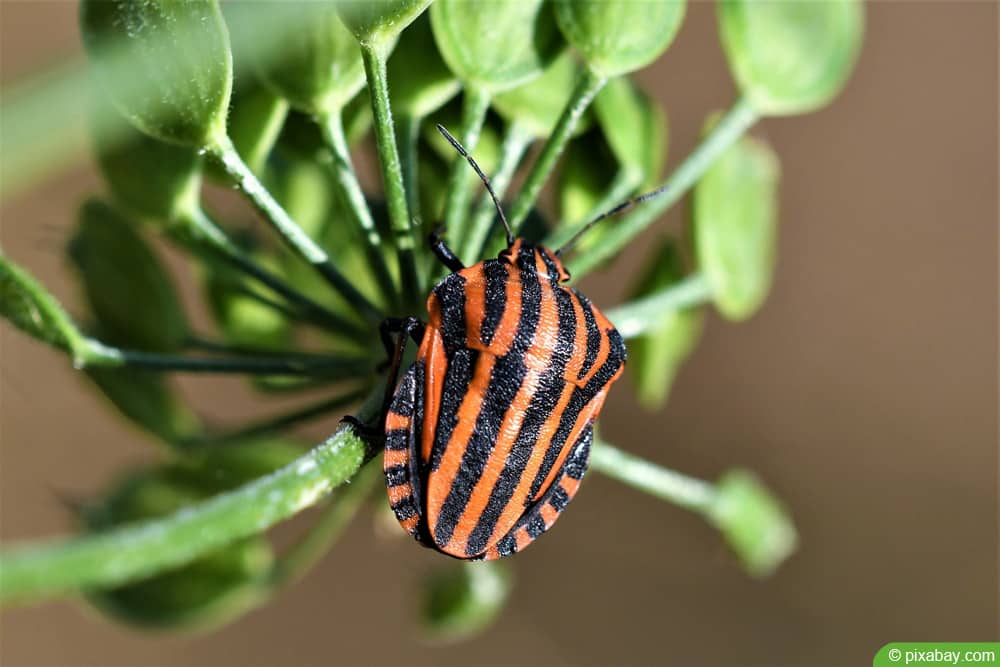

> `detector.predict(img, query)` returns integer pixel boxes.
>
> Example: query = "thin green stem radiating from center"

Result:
[507,68,607,234]
[360,43,421,308]
[442,85,492,248]
[319,109,399,311]
[606,272,713,340]
[208,135,382,323]
[569,97,759,279]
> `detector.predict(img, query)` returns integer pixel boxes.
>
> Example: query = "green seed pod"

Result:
[708,470,798,578]
[387,13,461,120]
[421,562,512,642]
[0,253,81,354]
[80,0,232,147]
[86,366,200,445]
[255,3,365,114]
[692,130,780,321]
[491,51,589,138]
[69,200,188,351]
[593,77,668,190]
[337,0,433,48]
[555,0,686,78]
[626,240,704,410]
[94,109,203,223]
[717,0,864,115]
[431,0,564,94]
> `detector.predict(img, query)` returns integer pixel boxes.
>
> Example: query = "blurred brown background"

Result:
[1,2,997,666]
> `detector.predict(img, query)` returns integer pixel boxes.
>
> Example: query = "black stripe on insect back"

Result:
[432,259,543,547]
[429,348,477,471]
[529,344,624,500]
[479,260,508,346]
[434,273,467,352]
[463,281,578,556]
[577,292,602,381]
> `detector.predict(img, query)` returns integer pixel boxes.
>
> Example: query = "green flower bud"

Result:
[627,240,704,410]
[69,200,188,351]
[431,0,564,94]
[224,84,290,176]
[80,0,232,147]
[492,52,589,138]
[0,254,81,354]
[692,129,780,321]
[337,0,433,48]
[593,77,668,189]
[94,108,202,223]
[555,0,686,78]
[86,367,200,444]
[717,0,864,115]
[708,470,798,578]
[256,3,365,114]
[422,562,512,642]
[387,13,461,119]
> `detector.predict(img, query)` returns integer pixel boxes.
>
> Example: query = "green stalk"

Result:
[265,462,380,589]
[442,86,492,248]
[590,441,716,514]
[459,120,533,264]
[568,97,759,279]
[605,272,713,340]
[80,340,372,377]
[360,43,421,309]
[318,110,399,310]
[0,423,370,605]
[399,114,423,221]
[176,208,369,340]
[507,68,607,234]
[207,135,382,322]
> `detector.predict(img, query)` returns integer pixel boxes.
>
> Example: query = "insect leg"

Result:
[375,316,425,428]
[479,424,593,560]
[428,229,465,273]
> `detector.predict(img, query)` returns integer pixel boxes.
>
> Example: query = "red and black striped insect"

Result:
[371,126,626,560]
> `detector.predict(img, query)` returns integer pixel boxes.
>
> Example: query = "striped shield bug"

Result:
[368,125,627,560]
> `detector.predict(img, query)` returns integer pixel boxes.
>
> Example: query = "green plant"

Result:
[0,0,862,637]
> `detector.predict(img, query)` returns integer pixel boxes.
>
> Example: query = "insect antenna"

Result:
[436,124,515,247]
[555,182,675,257]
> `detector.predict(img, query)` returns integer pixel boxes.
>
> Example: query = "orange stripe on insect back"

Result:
[462,264,487,345]
[419,326,447,465]
[514,527,532,552]
[540,502,559,526]
[383,448,409,470]
[384,411,411,432]
[400,514,420,535]
[534,389,609,500]
[426,354,497,538]
[560,475,581,498]
[487,261,522,356]
[387,483,413,506]
[447,269,561,554]
[484,381,575,548]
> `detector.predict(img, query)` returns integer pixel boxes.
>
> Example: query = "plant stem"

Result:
[265,462,380,589]
[0,423,371,605]
[318,110,399,310]
[188,388,368,446]
[545,167,643,249]
[207,135,382,322]
[79,339,372,377]
[360,43,421,309]
[399,114,423,222]
[459,120,534,264]
[590,440,717,514]
[507,68,607,234]
[177,209,368,339]
[443,85,492,248]
[569,97,759,279]
[605,272,713,340]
